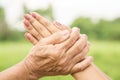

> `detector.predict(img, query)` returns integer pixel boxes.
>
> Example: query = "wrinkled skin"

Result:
[24,29,92,79]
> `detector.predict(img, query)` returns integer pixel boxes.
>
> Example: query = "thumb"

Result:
[70,56,93,74]
[39,30,70,45]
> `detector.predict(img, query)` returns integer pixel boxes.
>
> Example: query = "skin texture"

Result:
[0,30,93,80]
[23,12,93,74]
[23,12,111,80]
[24,29,92,79]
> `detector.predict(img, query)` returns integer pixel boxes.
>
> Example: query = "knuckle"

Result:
[80,38,87,46]
[70,34,79,42]
[77,63,85,71]
[78,66,83,71]
[41,19,51,26]
[79,61,90,71]
[77,54,83,60]
[80,64,87,70]
[74,31,80,38]
[31,29,39,37]
[76,44,82,51]
[72,54,83,64]
[71,29,79,39]
[36,34,41,40]
[69,38,75,43]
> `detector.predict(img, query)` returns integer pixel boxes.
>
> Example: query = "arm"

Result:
[0,30,92,80]
[0,62,31,80]
[23,12,111,80]
[72,63,112,80]
[0,59,111,80]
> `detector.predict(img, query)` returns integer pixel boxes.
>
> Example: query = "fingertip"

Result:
[24,14,30,20]
[71,27,80,39]
[53,21,71,31]
[72,27,80,32]
[23,20,29,27]
[72,27,80,34]
[85,56,94,64]
[30,12,37,18]
[25,32,38,45]
[24,32,31,40]
[54,21,62,26]
[88,56,94,62]
[83,34,87,37]
[24,32,27,38]
[81,34,88,41]
[30,12,40,20]
[76,27,80,32]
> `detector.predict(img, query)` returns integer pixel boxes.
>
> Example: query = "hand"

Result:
[23,29,93,80]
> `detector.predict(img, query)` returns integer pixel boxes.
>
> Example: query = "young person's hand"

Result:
[23,12,71,44]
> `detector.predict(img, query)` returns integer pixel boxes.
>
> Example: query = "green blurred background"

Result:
[0,0,120,80]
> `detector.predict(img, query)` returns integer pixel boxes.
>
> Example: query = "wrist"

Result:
[71,63,92,80]
[14,61,30,80]
[23,57,44,80]
[0,61,30,80]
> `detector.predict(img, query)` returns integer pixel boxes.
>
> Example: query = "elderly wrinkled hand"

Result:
[23,28,92,79]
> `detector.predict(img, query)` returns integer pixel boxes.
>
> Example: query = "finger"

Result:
[67,34,88,58]
[25,32,38,45]
[24,20,42,40]
[71,56,93,74]
[53,21,71,31]
[59,27,80,51]
[30,12,60,33]
[24,14,51,37]
[72,44,90,64]
[38,30,70,45]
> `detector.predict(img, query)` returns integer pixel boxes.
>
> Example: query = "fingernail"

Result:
[24,14,30,20]
[30,12,36,18]
[55,21,62,26]
[24,20,29,27]
[25,33,31,40]
[61,30,69,36]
